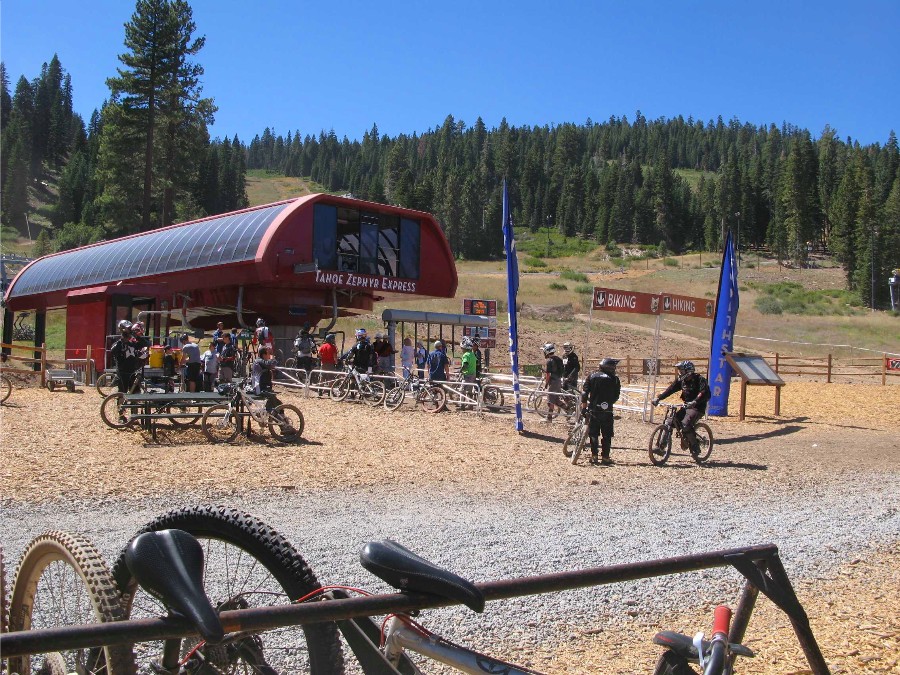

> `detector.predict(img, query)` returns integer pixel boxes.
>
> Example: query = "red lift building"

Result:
[2,194,457,366]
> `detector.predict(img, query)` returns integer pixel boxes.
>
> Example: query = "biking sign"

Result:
[591,287,660,315]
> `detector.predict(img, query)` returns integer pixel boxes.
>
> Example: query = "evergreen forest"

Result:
[1,0,898,309]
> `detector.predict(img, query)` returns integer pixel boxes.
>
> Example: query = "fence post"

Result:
[40,342,47,387]
[625,356,632,384]
[86,344,93,385]
[883,354,887,386]
[827,354,832,383]
[774,353,779,373]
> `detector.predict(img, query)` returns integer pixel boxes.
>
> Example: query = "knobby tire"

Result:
[648,425,672,466]
[268,403,305,442]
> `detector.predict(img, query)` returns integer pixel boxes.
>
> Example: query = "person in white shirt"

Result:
[400,337,415,376]
[201,343,219,392]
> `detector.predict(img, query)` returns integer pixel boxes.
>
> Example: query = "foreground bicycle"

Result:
[652,605,754,675]
[1,508,833,675]
[649,403,714,466]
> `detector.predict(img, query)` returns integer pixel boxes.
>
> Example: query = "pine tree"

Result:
[32,229,53,256]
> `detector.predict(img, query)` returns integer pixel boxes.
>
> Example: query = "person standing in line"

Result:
[201,341,219,392]
[255,318,274,353]
[294,327,317,374]
[427,340,450,382]
[414,340,428,380]
[543,342,564,422]
[316,332,339,396]
[218,333,236,384]
[344,328,375,374]
[179,334,202,393]
[109,320,144,393]
[471,334,484,378]
[562,342,580,392]
[581,358,621,465]
[375,332,397,374]
[460,337,477,384]
[212,321,227,354]
[400,337,415,376]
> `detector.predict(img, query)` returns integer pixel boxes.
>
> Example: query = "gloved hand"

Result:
[367,367,373,374]
[684,401,696,409]
[651,398,660,406]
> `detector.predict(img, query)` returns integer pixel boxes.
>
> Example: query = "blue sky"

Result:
[2,0,898,146]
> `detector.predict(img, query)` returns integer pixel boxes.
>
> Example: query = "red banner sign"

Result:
[660,293,716,319]
[592,287,660,315]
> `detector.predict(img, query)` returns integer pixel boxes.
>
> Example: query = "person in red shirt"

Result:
[317,332,339,396]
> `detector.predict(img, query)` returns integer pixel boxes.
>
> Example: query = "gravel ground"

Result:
[1,381,898,673]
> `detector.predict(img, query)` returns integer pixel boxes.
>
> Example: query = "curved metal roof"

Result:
[6,201,294,299]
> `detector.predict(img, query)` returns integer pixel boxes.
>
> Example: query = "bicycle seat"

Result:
[360,540,485,613]
[124,529,225,643]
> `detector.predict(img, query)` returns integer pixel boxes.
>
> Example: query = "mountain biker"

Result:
[109,319,145,393]
[344,328,375,373]
[543,343,564,421]
[581,357,621,465]
[374,331,397,374]
[562,342,580,391]
[251,345,282,410]
[460,337,477,384]
[218,333,237,383]
[255,318,274,351]
[294,328,317,374]
[652,360,711,456]
[427,340,450,382]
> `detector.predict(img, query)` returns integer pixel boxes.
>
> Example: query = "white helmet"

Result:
[563,342,575,355]
[542,342,556,357]
[256,318,265,327]
[433,340,443,350]
[460,336,473,350]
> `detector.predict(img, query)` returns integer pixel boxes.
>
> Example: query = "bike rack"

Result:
[0,543,830,674]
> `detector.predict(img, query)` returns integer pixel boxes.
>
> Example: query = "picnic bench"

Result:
[118,392,227,441]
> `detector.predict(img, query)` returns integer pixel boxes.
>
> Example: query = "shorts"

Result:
[547,378,563,406]
[185,362,202,385]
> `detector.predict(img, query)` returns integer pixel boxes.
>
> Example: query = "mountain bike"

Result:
[1,373,11,403]
[649,403,714,466]
[562,406,590,464]
[382,366,447,413]
[652,605,754,674]
[528,377,579,421]
[201,383,304,442]
[329,365,386,406]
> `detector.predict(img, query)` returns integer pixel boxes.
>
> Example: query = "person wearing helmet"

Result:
[109,320,143,393]
[470,334,483,378]
[562,342,580,392]
[294,328,317,374]
[427,339,449,382]
[543,342,564,422]
[318,333,339,385]
[344,328,375,373]
[459,336,477,384]
[652,360,711,456]
[581,357,622,464]
[255,318,274,352]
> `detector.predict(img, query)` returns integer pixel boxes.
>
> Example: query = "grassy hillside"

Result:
[245,170,334,206]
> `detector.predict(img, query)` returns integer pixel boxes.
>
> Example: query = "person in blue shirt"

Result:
[427,340,450,382]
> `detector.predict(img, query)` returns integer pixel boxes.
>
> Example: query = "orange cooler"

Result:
[148,345,165,368]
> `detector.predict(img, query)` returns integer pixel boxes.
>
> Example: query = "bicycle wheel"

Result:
[1,375,11,403]
[570,425,589,465]
[648,425,672,466]
[532,394,550,417]
[96,372,119,397]
[201,403,240,442]
[8,531,136,675]
[562,421,584,458]
[481,385,504,411]
[163,403,202,428]
[691,423,714,464]
[269,403,304,442]
[1,547,8,634]
[417,385,446,413]
[361,380,386,407]
[330,375,351,402]
[284,357,297,369]
[112,505,345,675]
[652,650,699,675]
[383,385,406,411]
[100,393,138,430]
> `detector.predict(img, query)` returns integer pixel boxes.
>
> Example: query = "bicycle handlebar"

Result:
[712,605,731,637]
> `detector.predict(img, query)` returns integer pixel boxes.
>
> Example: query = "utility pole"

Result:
[546,214,553,257]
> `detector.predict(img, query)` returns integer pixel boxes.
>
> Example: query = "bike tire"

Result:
[361,380,386,407]
[1,375,11,403]
[1,547,8,634]
[111,505,345,675]
[482,385,504,410]
[383,385,406,411]
[284,357,297,369]
[100,393,137,430]
[96,372,119,397]
[692,423,715,464]
[648,425,672,466]
[571,425,589,465]
[652,650,699,675]
[562,422,582,457]
[330,375,351,402]
[417,385,446,413]
[8,531,137,675]
[268,403,305,442]
[201,403,240,442]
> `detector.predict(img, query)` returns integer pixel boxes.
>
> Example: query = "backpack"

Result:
[295,335,314,354]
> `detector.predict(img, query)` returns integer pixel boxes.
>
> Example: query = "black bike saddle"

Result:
[360,539,485,613]
[124,529,225,643]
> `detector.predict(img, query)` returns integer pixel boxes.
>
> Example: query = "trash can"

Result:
[149,345,165,368]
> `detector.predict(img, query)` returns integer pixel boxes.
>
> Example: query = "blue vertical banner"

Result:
[502,179,524,432]
[707,231,740,416]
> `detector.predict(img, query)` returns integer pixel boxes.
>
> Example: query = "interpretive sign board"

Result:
[724,352,785,420]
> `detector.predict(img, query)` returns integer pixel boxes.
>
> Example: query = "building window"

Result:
[312,204,419,279]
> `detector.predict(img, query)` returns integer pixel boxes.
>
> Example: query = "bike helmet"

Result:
[375,332,383,339]
[599,357,620,373]
[460,336,473,350]
[132,321,145,335]
[471,334,481,344]
[355,328,367,340]
[675,360,695,377]
[117,319,133,333]
[563,342,575,355]
[256,318,266,327]
[542,342,556,357]
[433,340,443,350]
[325,333,336,343]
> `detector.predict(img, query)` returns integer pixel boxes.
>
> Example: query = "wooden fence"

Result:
[1,342,98,386]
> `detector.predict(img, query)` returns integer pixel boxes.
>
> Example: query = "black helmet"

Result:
[325,333,336,343]
[599,357,619,373]
[675,360,695,377]
[117,319,133,333]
